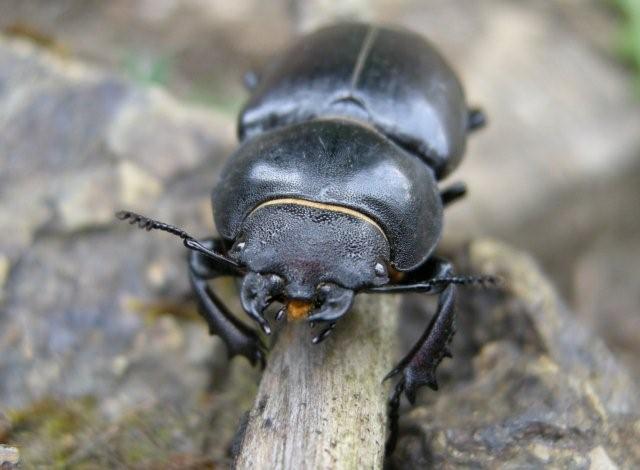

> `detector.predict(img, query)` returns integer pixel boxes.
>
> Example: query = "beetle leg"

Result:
[440,181,467,207]
[467,107,487,132]
[385,378,405,455]
[189,239,266,368]
[384,282,456,400]
[383,257,457,454]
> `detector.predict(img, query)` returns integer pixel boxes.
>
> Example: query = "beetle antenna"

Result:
[115,210,242,271]
[429,275,501,289]
[116,210,191,238]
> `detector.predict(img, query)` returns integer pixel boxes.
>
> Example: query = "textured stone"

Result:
[589,446,619,470]
[573,238,640,382]
[1,2,639,468]
[116,160,162,208]
[0,36,246,468]
[0,256,9,299]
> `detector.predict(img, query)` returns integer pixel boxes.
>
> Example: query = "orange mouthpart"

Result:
[388,267,405,283]
[287,300,313,321]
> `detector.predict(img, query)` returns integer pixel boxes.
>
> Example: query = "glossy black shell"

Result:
[213,118,442,271]
[239,22,468,179]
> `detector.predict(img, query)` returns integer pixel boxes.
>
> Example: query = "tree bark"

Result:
[235,294,400,469]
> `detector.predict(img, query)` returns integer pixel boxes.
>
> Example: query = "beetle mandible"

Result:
[117,22,494,452]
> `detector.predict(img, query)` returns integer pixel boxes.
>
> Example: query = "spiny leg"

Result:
[189,239,266,368]
[382,257,458,455]
[385,283,456,400]
[384,284,456,454]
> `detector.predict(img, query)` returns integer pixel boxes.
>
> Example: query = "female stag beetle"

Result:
[117,22,495,452]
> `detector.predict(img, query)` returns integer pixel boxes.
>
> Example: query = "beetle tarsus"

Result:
[385,378,405,456]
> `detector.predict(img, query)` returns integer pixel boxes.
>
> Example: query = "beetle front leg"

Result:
[382,257,457,454]
[385,283,456,454]
[384,282,456,401]
[189,239,266,368]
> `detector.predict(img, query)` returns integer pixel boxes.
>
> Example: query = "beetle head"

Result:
[230,201,390,326]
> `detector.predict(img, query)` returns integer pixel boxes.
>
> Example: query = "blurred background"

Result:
[0,0,639,467]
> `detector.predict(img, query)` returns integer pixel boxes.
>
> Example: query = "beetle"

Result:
[117,22,494,453]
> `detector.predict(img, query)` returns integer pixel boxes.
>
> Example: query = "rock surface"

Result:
[0,37,253,467]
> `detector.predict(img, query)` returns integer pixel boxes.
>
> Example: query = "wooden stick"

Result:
[235,294,399,469]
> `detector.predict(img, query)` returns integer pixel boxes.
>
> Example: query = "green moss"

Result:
[122,53,171,88]
[7,397,96,437]
[6,397,97,466]
[186,85,244,116]
[612,0,640,92]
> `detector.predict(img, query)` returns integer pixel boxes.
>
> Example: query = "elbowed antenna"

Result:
[115,210,243,273]
[367,274,502,294]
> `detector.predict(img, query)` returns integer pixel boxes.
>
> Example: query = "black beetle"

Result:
[117,22,494,453]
